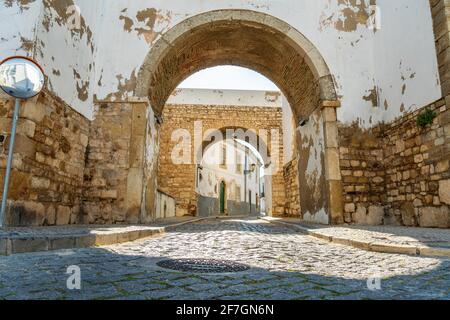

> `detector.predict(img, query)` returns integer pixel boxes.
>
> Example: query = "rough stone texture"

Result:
[430,0,450,96]
[82,101,154,224]
[418,206,450,228]
[158,104,285,216]
[283,157,301,216]
[0,90,90,226]
[339,97,450,228]
[0,219,449,300]
[440,179,450,204]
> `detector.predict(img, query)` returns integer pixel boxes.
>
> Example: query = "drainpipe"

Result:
[244,147,248,203]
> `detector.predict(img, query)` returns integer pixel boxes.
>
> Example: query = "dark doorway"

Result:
[220,181,226,214]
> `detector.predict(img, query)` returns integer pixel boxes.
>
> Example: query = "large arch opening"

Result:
[136,10,337,118]
[136,9,343,225]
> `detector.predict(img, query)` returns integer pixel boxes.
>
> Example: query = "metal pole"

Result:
[0,98,21,227]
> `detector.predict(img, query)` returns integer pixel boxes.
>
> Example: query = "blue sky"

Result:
[178,65,280,91]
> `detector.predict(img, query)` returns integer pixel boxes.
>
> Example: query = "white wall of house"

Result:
[0,0,441,126]
[282,96,296,164]
[197,140,262,209]
[155,190,177,219]
[167,88,282,108]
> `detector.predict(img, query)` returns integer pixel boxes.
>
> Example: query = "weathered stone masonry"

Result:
[0,90,89,226]
[83,99,155,225]
[283,157,301,216]
[340,99,450,228]
[431,0,450,96]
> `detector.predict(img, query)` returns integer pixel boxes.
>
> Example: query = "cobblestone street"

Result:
[0,218,449,300]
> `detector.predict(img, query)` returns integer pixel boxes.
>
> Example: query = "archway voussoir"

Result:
[304,48,331,80]
[318,75,338,101]
[135,40,171,98]
[284,28,313,59]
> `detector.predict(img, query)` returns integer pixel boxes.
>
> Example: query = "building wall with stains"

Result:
[0,0,441,127]
[296,108,329,224]
[0,0,42,57]
[197,140,262,217]
[1,1,448,228]
[373,0,441,125]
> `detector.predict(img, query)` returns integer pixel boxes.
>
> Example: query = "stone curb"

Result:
[0,217,208,256]
[261,217,450,258]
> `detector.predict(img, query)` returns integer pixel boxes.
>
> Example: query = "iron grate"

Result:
[156,258,250,273]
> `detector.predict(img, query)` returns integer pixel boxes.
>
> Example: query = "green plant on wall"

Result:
[417,108,436,128]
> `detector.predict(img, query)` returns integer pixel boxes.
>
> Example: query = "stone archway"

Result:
[136,9,343,224]
[199,126,277,216]
[157,103,285,217]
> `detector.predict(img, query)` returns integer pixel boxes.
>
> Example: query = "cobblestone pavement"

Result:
[0,218,449,300]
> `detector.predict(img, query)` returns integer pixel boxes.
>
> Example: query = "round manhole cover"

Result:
[156,258,250,273]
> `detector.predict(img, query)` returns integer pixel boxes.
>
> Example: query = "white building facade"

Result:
[197,139,263,217]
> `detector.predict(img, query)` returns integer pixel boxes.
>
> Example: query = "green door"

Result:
[220,181,226,214]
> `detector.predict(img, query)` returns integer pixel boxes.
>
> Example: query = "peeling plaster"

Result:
[42,0,93,51]
[297,109,327,223]
[320,0,374,32]
[118,7,173,45]
[4,0,36,11]
[73,69,89,101]
[363,86,379,107]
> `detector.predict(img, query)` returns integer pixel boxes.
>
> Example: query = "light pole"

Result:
[0,56,45,227]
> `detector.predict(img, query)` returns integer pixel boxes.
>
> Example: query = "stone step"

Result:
[261,217,450,258]
[0,217,207,256]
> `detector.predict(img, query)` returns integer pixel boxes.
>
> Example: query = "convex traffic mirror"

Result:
[0,56,45,99]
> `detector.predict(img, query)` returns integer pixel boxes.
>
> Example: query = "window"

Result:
[236,186,241,201]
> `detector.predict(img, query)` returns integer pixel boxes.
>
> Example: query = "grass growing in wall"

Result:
[417,108,436,128]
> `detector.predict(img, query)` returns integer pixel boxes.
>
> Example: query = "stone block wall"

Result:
[339,98,450,228]
[0,90,89,226]
[283,158,301,216]
[82,100,152,224]
[339,124,386,225]
[431,0,450,96]
[82,103,133,224]
[383,98,449,228]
